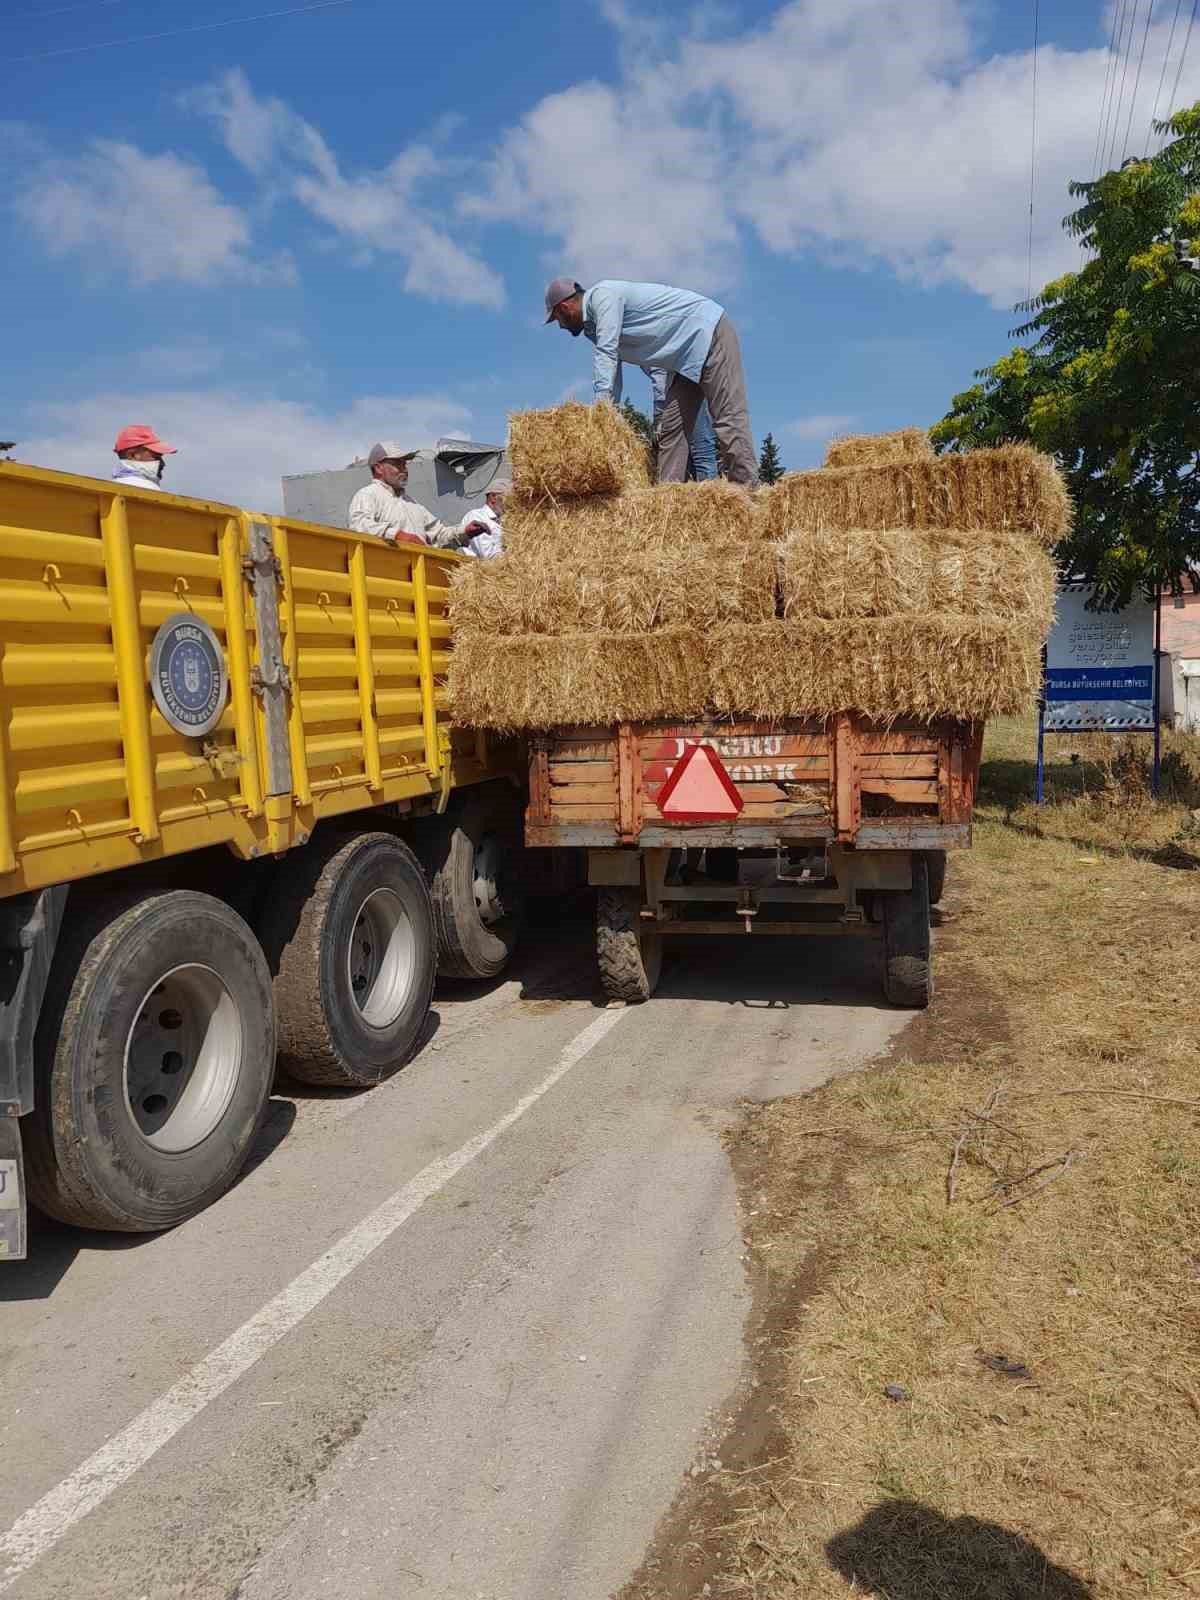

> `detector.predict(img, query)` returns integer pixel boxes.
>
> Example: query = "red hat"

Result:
[114,424,177,456]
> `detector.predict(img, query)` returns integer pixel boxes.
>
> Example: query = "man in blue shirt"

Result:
[544,277,757,486]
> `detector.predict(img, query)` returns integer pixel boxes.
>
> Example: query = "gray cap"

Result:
[487,477,513,495]
[367,440,419,468]
[544,277,583,322]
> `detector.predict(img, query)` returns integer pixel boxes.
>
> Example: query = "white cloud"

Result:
[464,0,1200,308]
[785,412,856,440]
[14,140,284,288]
[463,80,739,289]
[190,69,505,310]
[15,389,473,513]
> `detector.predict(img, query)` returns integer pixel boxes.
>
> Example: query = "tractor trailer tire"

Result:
[420,786,526,981]
[261,830,436,1089]
[24,889,276,1234]
[596,887,663,1003]
[881,854,933,1009]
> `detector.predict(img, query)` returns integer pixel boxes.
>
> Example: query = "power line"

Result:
[1094,0,1127,176]
[10,0,352,61]
[1107,0,1140,170]
[1165,0,1200,121]
[1121,0,1156,160]
[1027,0,1041,301]
[1100,0,1133,171]
[1149,0,1185,143]
[27,0,130,17]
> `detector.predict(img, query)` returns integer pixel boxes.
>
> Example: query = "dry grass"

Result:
[976,715,1200,857]
[761,444,1072,547]
[508,400,652,504]
[449,615,1043,728]
[706,617,1043,722]
[778,527,1057,628]
[626,722,1200,1600]
[446,629,711,729]
[504,479,761,557]
[824,428,934,469]
[449,542,778,635]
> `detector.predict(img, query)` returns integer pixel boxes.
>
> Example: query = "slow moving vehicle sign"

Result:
[149,613,230,737]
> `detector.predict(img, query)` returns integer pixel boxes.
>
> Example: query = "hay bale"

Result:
[508,401,651,504]
[447,629,710,730]
[705,617,1043,723]
[777,527,1056,631]
[824,428,934,469]
[761,444,1071,546]
[505,479,762,558]
[450,542,778,636]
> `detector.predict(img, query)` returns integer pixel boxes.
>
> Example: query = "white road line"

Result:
[0,1005,628,1594]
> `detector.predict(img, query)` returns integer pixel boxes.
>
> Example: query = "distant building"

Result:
[282,438,509,529]
[1160,584,1200,731]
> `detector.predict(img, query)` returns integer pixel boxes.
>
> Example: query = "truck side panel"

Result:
[0,466,491,895]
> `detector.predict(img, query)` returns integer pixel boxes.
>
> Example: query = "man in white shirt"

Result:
[348,443,485,550]
[458,477,510,559]
[112,424,177,491]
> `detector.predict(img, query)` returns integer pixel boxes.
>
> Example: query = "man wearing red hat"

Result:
[112,425,177,492]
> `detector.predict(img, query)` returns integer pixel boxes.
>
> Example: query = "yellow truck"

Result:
[0,462,525,1260]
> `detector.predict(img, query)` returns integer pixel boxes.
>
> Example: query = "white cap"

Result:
[488,477,513,494]
[367,441,419,468]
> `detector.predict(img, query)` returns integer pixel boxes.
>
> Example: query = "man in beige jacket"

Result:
[348,443,485,549]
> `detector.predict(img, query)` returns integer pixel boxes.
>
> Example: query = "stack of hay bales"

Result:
[447,409,1064,731]
[449,403,777,727]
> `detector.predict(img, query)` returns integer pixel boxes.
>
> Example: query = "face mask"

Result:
[123,458,163,483]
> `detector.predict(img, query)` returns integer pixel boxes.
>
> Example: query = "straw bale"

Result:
[449,542,778,636]
[508,401,651,504]
[504,479,762,558]
[446,629,710,730]
[705,617,1043,723]
[824,428,934,469]
[777,527,1056,632]
[761,444,1072,546]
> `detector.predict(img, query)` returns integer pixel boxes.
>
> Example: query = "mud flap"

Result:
[0,1119,26,1261]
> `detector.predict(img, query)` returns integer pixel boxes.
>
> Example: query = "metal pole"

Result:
[1152,583,1163,797]
[1035,643,1047,804]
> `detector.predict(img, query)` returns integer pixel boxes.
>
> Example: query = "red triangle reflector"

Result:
[656,742,744,821]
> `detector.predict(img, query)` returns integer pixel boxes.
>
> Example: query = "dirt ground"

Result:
[619,719,1200,1600]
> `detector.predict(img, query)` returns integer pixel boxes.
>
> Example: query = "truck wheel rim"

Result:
[124,964,243,1154]
[472,835,506,927]
[348,888,415,1027]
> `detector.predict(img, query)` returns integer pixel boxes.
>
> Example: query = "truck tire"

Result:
[24,890,275,1234]
[261,831,436,1089]
[881,855,933,1009]
[596,887,662,1003]
[923,850,947,907]
[422,786,525,980]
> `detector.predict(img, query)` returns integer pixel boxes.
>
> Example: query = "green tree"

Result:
[758,432,784,484]
[619,399,654,447]
[933,105,1200,603]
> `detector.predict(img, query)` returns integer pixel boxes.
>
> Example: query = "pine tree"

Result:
[758,433,784,484]
[619,400,654,447]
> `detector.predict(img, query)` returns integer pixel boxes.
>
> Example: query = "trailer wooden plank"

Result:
[857,754,939,778]
[861,778,939,804]
[856,730,941,754]
[547,787,614,812]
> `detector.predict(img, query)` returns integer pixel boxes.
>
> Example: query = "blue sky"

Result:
[4,0,1198,509]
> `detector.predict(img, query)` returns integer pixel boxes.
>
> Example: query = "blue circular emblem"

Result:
[149,613,229,737]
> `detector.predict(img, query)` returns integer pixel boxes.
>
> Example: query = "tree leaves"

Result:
[936,104,1200,604]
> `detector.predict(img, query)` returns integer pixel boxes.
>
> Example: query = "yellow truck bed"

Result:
[0,462,491,896]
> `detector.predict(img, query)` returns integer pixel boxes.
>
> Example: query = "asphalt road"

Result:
[0,912,909,1600]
